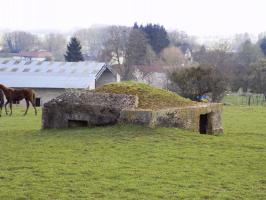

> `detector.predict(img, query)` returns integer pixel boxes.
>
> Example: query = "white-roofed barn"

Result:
[0,60,120,106]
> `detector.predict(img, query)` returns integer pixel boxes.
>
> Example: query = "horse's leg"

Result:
[5,101,9,115]
[9,102,12,116]
[24,100,30,116]
[0,104,2,117]
[30,100,37,115]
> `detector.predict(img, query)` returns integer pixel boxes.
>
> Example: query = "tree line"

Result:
[1,24,266,102]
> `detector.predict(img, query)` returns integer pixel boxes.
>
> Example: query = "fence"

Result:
[222,94,266,106]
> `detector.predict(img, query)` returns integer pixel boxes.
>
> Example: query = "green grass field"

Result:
[0,106,265,199]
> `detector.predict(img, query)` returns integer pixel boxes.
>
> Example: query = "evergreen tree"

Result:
[260,37,266,56]
[138,24,170,54]
[64,37,84,62]
[126,29,149,66]
[133,22,139,29]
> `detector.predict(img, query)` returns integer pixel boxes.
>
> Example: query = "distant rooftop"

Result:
[0,60,108,89]
[18,50,53,58]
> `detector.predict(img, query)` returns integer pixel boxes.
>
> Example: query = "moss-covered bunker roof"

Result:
[95,81,198,109]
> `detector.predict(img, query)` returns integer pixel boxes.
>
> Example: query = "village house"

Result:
[0,60,120,106]
[133,65,169,89]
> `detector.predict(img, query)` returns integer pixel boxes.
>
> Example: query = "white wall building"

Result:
[0,60,120,106]
[133,66,169,89]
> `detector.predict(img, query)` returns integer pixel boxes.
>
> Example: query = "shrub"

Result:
[169,66,227,102]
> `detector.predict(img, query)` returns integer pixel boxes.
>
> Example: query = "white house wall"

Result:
[0,61,121,107]
[134,69,168,89]
[95,70,118,88]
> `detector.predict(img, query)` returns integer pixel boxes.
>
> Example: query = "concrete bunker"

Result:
[42,82,223,135]
[42,91,138,129]
[68,120,88,128]
[119,104,223,135]
[42,95,223,135]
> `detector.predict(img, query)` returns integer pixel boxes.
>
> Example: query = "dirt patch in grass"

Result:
[95,81,198,109]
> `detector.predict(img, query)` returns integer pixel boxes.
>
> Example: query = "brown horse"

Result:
[0,84,37,116]
[0,89,4,117]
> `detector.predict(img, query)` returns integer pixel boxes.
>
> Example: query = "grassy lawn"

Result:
[0,106,265,199]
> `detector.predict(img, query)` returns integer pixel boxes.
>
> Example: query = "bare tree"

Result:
[193,41,234,74]
[125,29,151,66]
[168,30,198,52]
[74,27,110,59]
[3,31,39,53]
[248,59,266,99]
[231,33,251,51]
[124,29,157,80]
[42,33,67,61]
[102,26,130,64]
[169,31,189,46]
[160,46,185,67]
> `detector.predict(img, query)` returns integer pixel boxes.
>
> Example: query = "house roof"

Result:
[95,65,118,80]
[0,60,107,89]
[18,50,53,58]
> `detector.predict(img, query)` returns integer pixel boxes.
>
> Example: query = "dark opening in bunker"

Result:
[35,98,41,107]
[199,114,208,134]
[68,120,88,128]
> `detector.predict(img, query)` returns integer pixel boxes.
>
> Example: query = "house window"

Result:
[23,68,30,72]
[11,68,18,72]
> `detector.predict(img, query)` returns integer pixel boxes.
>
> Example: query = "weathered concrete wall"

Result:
[119,103,223,135]
[42,92,138,129]
[43,104,122,128]
[155,103,223,134]
[119,109,156,127]
[42,90,223,135]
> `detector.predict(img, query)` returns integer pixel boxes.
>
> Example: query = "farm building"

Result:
[0,60,120,106]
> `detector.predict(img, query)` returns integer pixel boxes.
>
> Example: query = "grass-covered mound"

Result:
[95,81,197,109]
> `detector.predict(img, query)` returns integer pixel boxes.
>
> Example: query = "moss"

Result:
[95,81,198,110]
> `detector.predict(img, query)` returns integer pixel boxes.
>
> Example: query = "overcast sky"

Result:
[0,0,265,36]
